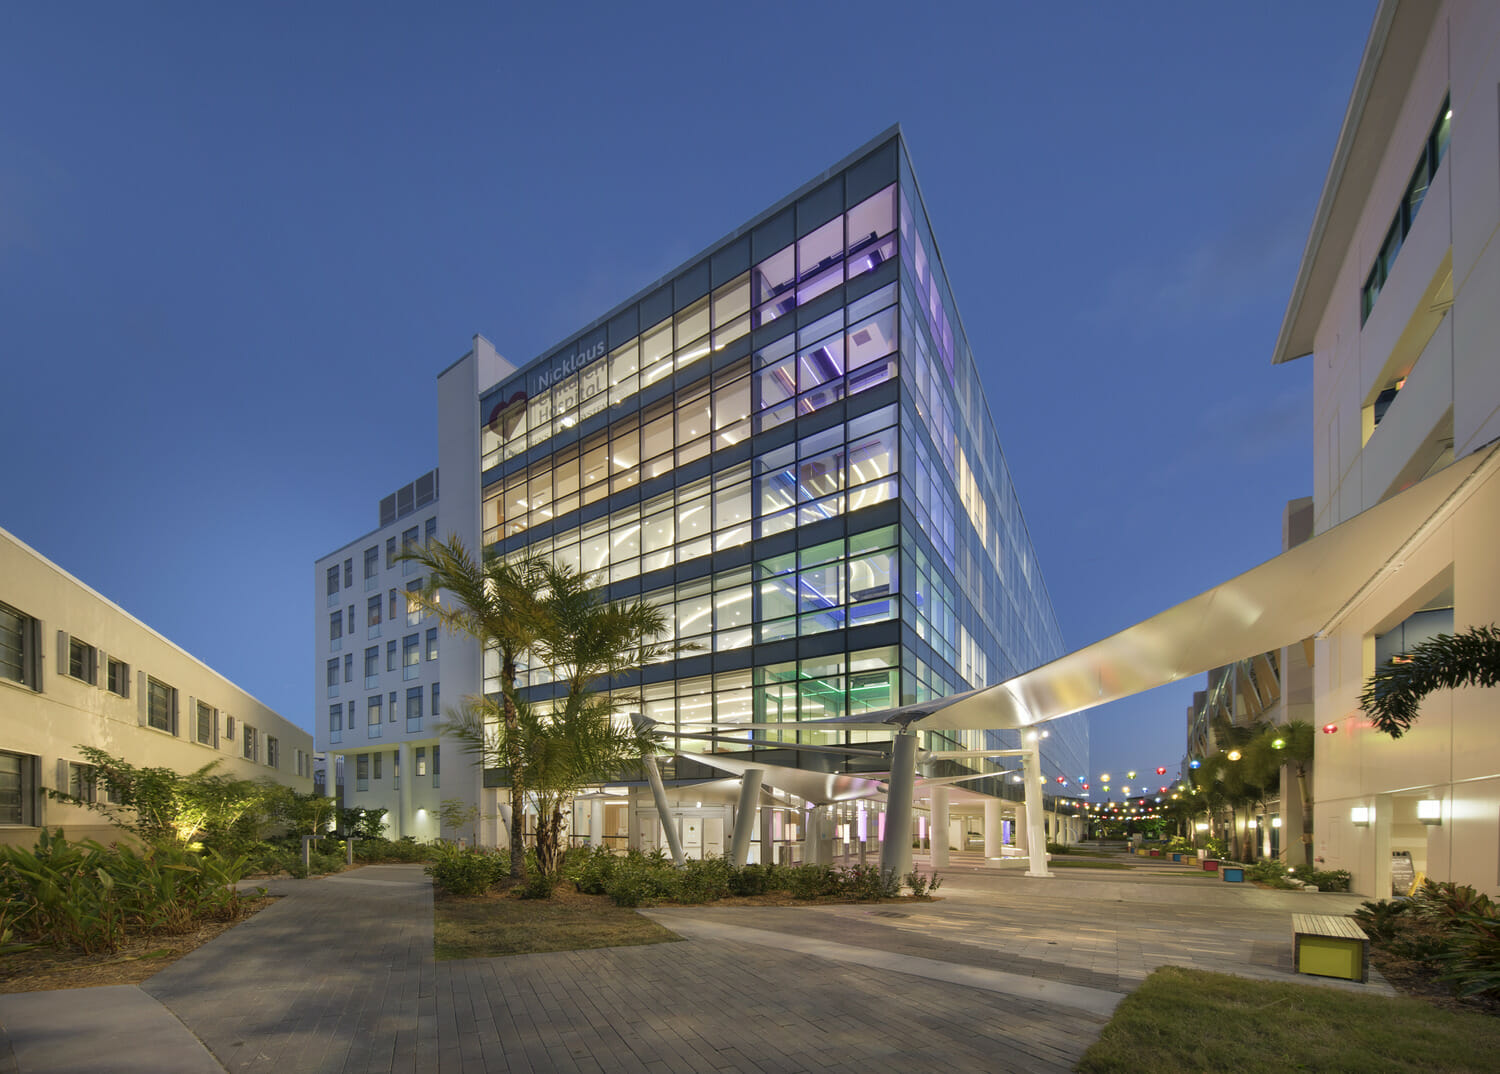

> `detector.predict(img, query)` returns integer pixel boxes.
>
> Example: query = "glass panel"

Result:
[798,334,845,393]
[797,219,842,284]
[675,298,709,351]
[753,244,795,306]
[676,384,711,443]
[756,356,796,410]
[847,306,898,370]
[846,184,897,253]
[712,272,751,327]
[580,518,610,573]
[640,320,673,386]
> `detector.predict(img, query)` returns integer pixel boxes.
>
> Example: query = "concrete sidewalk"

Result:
[0,856,1396,1073]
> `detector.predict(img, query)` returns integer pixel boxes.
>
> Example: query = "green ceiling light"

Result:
[1272,737,1286,749]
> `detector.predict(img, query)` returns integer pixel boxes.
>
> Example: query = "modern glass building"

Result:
[449,127,1086,854]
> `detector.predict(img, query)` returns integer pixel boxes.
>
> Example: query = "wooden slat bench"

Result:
[1293,913,1370,982]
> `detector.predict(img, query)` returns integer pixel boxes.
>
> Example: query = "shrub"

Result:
[605,850,677,907]
[838,864,900,900]
[425,845,504,896]
[728,862,777,897]
[671,857,731,905]
[1046,842,1071,854]
[0,829,253,955]
[905,871,943,897]
[568,846,619,895]
[355,836,431,864]
[1291,865,1352,892]
[1353,899,1412,941]
[782,863,840,899]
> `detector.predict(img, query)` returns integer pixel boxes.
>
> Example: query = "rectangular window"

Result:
[329,703,343,744]
[356,753,369,791]
[401,527,420,576]
[226,714,235,740]
[0,601,37,689]
[327,658,340,697]
[367,595,382,639]
[403,634,420,680]
[67,636,97,684]
[425,517,436,546]
[432,743,440,788]
[389,691,398,722]
[68,760,98,805]
[386,639,398,672]
[373,752,382,780]
[386,536,397,569]
[146,677,175,733]
[106,657,129,697]
[368,695,383,738]
[344,652,353,683]
[415,746,427,777]
[243,725,256,761]
[406,580,423,626]
[0,751,36,825]
[364,546,379,590]
[389,588,398,622]
[406,686,423,732]
[329,610,343,650]
[267,736,279,769]
[196,700,215,745]
[364,646,379,689]
[344,558,353,587]
[425,627,438,661]
[431,682,440,723]
[326,565,341,606]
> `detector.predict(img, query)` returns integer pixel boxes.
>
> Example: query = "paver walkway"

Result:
[0,850,1398,1073]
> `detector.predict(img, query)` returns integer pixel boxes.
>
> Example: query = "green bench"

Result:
[1293,913,1370,982]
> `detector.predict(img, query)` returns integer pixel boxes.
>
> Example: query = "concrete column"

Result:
[1012,802,1027,851]
[589,799,605,847]
[642,754,685,865]
[880,729,918,879]
[495,800,512,851]
[1023,737,1051,877]
[930,785,951,867]
[759,795,775,865]
[729,769,763,867]
[397,743,413,840]
[324,753,340,804]
[802,806,820,865]
[984,797,1002,858]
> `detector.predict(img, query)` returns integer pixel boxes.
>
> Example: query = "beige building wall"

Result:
[1,527,314,847]
[1283,0,1500,896]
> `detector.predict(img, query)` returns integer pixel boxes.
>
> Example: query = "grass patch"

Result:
[1077,966,1500,1074]
[1048,860,1134,870]
[433,884,682,959]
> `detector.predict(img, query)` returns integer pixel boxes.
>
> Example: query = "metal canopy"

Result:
[834,443,1497,734]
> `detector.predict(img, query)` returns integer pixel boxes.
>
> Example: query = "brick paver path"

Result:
[135,852,1390,1073]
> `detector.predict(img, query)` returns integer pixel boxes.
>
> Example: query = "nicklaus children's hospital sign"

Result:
[486,328,608,440]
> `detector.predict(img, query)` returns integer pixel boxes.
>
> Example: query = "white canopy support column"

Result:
[1022,733,1051,877]
[984,797,1002,858]
[642,754,685,866]
[880,729,918,879]
[930,784,950,867]
[729,768,763,867]
[588,799,605,847]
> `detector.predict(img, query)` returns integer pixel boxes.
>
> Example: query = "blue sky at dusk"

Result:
[1,3,1377,784]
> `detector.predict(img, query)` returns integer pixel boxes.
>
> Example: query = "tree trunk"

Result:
[502,651,525,880]
[1296,763,1314,868]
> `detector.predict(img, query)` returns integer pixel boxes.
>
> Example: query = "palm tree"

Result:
[1273,720,1315,866]
[1360,624,1500,737]
[424,555,680,884]
[400,537,551,879]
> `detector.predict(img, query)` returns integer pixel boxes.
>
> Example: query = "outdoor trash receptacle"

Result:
[1203,859,1220,871]
[1222,867,1244,882]
[1149,849,1161,856]
[1171,853,1182,861]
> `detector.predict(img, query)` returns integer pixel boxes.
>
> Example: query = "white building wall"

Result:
[313,337,512,846]
[1303,1,1500,897]
[2,527,313,848]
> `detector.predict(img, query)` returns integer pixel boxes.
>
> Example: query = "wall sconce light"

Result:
[1351,806,1372,827]
[1322,723,1339,734]
[1194,822,1208,832]
[1272,817,1282,829]
[1417,799,1442,825]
